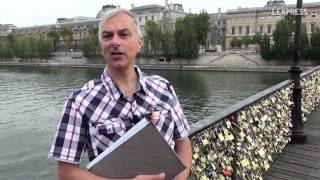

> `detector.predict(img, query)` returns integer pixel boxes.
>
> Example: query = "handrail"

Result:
[189,65,320,137]
[189,79,292,137]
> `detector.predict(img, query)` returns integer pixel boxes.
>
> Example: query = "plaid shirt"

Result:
[49,66,190,164]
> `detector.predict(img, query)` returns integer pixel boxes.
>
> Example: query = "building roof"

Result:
[227,2,320,14]
[130,4,164,11]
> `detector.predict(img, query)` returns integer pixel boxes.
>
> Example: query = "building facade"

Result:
[2,1,184,44]
[224,0,320,49]
[130,1,186,33]
[0,24,16,37]
[207,8,227,50]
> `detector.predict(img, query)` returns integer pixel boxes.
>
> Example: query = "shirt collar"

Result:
[101,66,147,100]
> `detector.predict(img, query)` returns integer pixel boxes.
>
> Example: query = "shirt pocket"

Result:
[96,118,126,135]
[92,118,126,149]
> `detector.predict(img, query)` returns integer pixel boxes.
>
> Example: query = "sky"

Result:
[0,0,317,27]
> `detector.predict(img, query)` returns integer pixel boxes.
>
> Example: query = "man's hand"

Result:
[134,173,165,180]
[58,161,165,180]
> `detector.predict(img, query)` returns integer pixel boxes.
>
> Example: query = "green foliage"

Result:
[142,12,210,59]
[143,20,162,57]
[193,12,211,48]
[272,19,293,59]
[301,24,310,60]
[0,40,14,58]
[0,33,53,59]
[161,27,175,58]
[47,29,60,50]
[309,27,320,60]
[252,32,262,45]
[242,35,252,48]
[81,27,100,57]
[174,16,199,59]
[260,34,273,60]
[36,38,54,58]
[60,27,74,50]
[230,37,238,49]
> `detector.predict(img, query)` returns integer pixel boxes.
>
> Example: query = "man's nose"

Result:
[110,34,121,46]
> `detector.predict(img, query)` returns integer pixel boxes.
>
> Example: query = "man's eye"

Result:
[120,33,129,37]
[102,34,112,39]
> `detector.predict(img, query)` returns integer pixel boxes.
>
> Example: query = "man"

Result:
[49,8,192,180]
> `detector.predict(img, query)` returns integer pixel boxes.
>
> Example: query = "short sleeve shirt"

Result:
[48,66,190,164]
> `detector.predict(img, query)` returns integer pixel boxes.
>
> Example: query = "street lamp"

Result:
[289,0,307,143]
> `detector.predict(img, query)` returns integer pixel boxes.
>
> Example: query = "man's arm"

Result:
[57,161,165,180]
[174,138,192,180]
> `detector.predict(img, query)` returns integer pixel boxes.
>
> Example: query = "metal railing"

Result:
[189,65,320,180]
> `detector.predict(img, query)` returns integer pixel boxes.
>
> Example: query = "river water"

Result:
[0,66,288,179]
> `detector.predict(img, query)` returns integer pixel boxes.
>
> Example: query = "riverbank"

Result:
[0,52,317,72]
[0,61,313,72]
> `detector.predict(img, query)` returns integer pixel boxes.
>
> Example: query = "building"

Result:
[2,1,184,46]
[224,0,320,49]
[206,8,227,50]
[130,0,186,32]
[0,24,16,37]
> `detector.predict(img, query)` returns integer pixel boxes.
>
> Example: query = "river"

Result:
[0,66,288,180]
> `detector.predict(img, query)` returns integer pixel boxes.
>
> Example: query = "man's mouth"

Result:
[111,51,124,56]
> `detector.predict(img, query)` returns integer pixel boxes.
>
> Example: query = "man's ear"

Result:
[137,37,144,52]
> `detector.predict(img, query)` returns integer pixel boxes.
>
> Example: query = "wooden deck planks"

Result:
[264,105,320,180]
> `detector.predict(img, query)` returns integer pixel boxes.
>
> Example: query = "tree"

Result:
[220,34,226,51]
[230,37,238,50]
[252,32,262,51]
[193,11,211,53]
[144,20,162,57]
[60,27,74,50]
[36,38,54,58]
[174,16,199,59]
[260,34,272,60]
[81,27,100,57]
[309,26,320,60]
[47,29,60,51]
[301,24,310,60]
[160,26,175,59]
[242,35,252,50]
[272,19,293,59]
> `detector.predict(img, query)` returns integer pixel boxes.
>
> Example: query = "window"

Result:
[139,17,142,22]
[312,12,316,18]
[239,26,242,34]
[145,16,148,21]
[260,16,264,20]
[232,27,235,35]
[260,25,264,34]
[218,21,221,25]
[268,25,272,34]
[268,15,272,20]
[151,16,154,21]
[246,26,250,34]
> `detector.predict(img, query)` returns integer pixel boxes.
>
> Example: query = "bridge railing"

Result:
[189,65,320,180]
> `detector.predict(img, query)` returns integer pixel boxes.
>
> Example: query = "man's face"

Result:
[100,13,143,70]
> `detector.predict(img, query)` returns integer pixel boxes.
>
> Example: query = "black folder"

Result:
[87,118,186,180]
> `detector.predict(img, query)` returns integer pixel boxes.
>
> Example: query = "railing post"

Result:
[289,0,307,143]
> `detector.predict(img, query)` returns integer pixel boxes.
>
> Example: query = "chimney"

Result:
[131,4,134,9]
[218,8,221,14]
